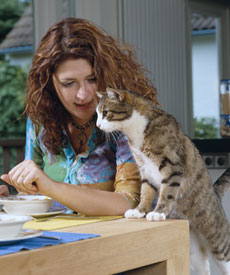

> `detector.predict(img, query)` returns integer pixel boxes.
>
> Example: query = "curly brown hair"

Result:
[25,17,158,154]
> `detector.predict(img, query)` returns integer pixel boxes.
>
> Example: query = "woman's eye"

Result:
[87,77,96,83]
[61,82,74,87]
[103,111,108,118]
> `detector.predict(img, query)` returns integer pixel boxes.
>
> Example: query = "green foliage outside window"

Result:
[0,60,27,138]
[194,117,218,139]
[0,0,30,44]
[0,0,31,174]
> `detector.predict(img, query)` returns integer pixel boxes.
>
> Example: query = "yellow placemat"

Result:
[24,214,122,231]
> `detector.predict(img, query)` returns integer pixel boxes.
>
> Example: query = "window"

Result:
[191,12,219,139]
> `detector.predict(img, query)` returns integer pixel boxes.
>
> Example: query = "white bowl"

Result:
[0,214,31,238]
[0,195,53,215]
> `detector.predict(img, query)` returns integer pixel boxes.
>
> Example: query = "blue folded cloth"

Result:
[0,231,100,256]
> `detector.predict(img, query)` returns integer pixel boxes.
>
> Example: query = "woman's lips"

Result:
[75,102,92,110]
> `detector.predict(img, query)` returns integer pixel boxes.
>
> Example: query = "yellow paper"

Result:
[24,215,122,231]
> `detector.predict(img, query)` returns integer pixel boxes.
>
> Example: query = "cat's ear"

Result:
[96,91,105,99]
[106,88,124,101]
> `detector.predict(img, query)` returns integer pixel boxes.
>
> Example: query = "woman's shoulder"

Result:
[111,131,129,147]
[103,131,129,149]
[26,117,42,136]
[103,131,134,162]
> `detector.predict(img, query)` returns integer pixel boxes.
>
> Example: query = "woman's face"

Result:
[52,58,98,124]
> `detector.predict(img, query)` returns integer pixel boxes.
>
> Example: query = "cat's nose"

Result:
[96,123,101,128]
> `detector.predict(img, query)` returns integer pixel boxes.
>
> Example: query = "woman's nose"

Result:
[76,85,88,101]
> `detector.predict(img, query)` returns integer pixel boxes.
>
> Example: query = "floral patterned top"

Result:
[25,118,141,208]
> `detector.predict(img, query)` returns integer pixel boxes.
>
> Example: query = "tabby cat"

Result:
[96,88,230,275]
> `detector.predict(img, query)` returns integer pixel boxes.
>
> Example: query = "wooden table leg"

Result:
[122,261,167,274]
[121,254,190,275]
[166,255,190,275]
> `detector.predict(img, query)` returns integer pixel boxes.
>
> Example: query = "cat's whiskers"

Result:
[103,131,120,145]
[110,131,120,143]
[104,132,113,143]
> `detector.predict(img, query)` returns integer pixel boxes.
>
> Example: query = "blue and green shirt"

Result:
[25,118,140,208]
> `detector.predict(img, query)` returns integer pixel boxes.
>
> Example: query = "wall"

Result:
[5,52,32,69]
[121,0,192,135]
[33,0,71,49]
[189,0,230,80]
[73,0,121,39]
[192,33,219,120]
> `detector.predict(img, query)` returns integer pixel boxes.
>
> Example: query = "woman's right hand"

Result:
[1,160,54,195]
[0,185,9,196]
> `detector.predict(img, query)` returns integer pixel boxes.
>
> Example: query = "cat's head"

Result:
[96,88,134,132]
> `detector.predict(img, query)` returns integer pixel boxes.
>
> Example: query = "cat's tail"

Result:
[213,167,230,198]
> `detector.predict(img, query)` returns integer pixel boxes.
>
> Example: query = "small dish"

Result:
[30,208,66,218]
[0,214,32,238]
[0,195,53,215]
[0,229,42,245]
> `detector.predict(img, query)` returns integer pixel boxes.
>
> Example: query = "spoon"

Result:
[0,204,4,211]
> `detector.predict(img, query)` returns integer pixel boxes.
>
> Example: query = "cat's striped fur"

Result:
[96,88,230,275]
[214,168,230,199]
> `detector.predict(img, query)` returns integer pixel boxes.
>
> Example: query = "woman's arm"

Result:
[1,160,130,216]
[46,180,130,216]
[112,133,141,209]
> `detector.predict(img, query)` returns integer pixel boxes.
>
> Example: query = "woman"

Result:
[0,18,158,216]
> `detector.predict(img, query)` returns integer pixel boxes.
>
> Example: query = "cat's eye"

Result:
[103,111,108,118]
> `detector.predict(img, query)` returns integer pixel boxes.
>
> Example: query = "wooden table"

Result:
[0,218,190,275]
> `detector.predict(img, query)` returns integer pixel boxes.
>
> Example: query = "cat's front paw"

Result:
[146,211,166,221]
[124,209,146,219]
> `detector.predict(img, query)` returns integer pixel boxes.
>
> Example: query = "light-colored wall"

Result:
[189,0,230,79]
[192,33,219,120]
[33,0,71,49]
[5,53,32,69]
[122,0,193,135]
[73,0,121,39]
